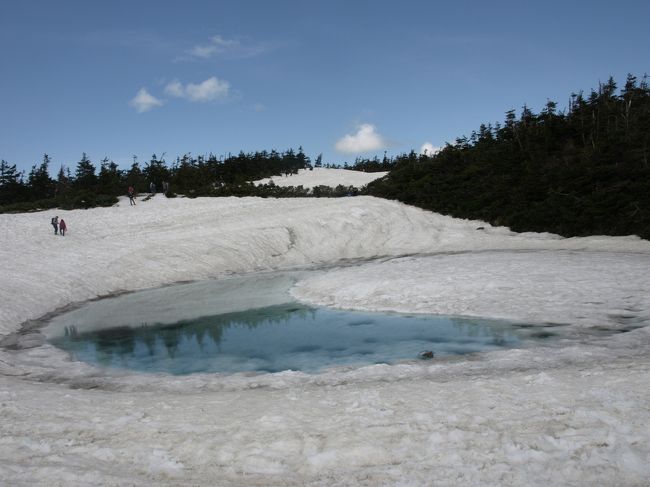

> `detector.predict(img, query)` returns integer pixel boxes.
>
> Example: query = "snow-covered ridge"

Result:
[2,194,648,338]
[254,167,388,188]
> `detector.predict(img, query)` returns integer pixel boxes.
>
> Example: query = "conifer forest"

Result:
[1,75,649,239]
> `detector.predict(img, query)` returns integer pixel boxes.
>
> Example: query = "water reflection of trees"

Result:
[448,317,518,345]
[53,308,525,369]
[55,304,315,361]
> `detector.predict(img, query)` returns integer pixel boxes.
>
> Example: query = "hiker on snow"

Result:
[51,216,59,235]
[128,186,136,206]
[59,219,67,236]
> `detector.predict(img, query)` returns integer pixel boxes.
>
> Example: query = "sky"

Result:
[1,0,648,174]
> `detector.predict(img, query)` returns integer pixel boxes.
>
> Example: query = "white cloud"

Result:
[188,45,218,59]
[129,88,163,113]
[164,80,184,97]
[209,34,240,51]
[335,124,387,154]
[420,142,442,156]
[164,77,231,102]
[186,34,269,60]
[186,78,230,102]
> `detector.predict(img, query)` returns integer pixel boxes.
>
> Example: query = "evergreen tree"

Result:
[56,165,72,197]
[125,160,146,192]
[171,153,204,193]
[28,154,55,200]
[143,153,170,189]
[297,146,310,168]
[0,160,24,204]
[365,75,650,239]
[73,153,97,190]
[0,160,19,187]
[97,158,122,195]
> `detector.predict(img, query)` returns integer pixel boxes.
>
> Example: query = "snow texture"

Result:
[1,169,650,486]
[254,167,388,188]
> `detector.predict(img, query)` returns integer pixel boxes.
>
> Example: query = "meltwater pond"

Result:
[49,304,529,374]
[42,271,558,375]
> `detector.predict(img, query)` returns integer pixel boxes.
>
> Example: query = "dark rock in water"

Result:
[476,226,485,230]
[419,350,434,359]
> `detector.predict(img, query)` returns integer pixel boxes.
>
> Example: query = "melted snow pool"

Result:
[39,270,567,375]
[47,303,543,374]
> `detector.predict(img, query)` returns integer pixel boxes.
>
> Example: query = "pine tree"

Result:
[97,158,122,195]
[126,159,146,192]
[0,159,24,204]
[143,153,170,189]
[28,154,55,200]
[296,146,310,169]
[56,165,71,197]
[0,159,19,186]
[365,74,650,239]
[74,153,97,190]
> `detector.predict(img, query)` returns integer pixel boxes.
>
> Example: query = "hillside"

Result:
[365,75,650,239]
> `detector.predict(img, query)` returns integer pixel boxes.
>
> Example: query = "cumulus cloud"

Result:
[420,142,442,156]
[188,45,219,59]
[186,34,270,60]
[164,80,184,97]
[164,77,231,102]
[129,88,163,113]
[335,124,387,154]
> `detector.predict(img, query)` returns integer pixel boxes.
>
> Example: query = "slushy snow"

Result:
[1,169,649,486]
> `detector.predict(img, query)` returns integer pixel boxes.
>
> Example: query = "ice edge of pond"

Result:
[2,265,649,394]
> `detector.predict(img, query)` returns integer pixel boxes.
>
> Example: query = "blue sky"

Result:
[1,0,648,174]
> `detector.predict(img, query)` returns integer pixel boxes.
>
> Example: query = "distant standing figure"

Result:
[128,186,136,206]
[51,216,59,235]
[59,219,67,236]
[149,181,156,194]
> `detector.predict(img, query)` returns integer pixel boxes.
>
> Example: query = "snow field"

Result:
[1,175,650,486]
[253,167,388,189]
[1,357,649,486]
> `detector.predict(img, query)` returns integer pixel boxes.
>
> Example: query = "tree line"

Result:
[0,148,317,211]
[365,74,650,239]
[2,74,649,240]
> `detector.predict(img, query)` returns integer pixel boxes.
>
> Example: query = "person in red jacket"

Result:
[59,218,67,236]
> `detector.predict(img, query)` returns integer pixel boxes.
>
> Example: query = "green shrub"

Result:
[0,198,58,213]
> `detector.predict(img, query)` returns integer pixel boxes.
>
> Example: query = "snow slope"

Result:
[254,167,388,188]
[1,185,650,486]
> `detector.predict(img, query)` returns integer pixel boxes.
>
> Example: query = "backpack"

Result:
[51,217,57,225]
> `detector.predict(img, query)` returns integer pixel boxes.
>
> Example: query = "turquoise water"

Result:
[49,302,532,374]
